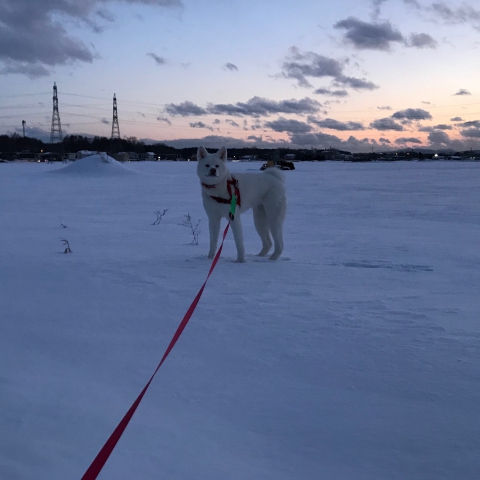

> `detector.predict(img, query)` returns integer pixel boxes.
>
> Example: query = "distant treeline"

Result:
[0,133,179,155]
[0,133,315,160]
[0,134,45,152]
[1,133,478,161]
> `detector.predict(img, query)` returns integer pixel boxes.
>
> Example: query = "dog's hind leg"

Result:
[265,199,286,261]
[253,205,272,256]
[268,221,284,260]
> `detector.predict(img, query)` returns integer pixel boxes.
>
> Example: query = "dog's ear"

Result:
[218,146,227,162]
[197,146,208,160]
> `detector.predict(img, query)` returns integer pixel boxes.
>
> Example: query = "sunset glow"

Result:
[0,0,479,152]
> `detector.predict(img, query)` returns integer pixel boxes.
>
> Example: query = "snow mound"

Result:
[53,154,137,176]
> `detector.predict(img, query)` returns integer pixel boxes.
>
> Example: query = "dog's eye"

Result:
[205,164,210,168]
[215,165,219,168]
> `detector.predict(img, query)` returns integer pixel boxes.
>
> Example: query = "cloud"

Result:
[280,47,344,88]
[13,125,50,142]
[427,130,451,146]
[461,129,480,138]
[96,9,116,22]
[314,88,349,97]
[164,134,284,149]
[395,137,422,144]
[451,116,463,121]
[459,120,480,138]
[147,53,167,65]
[334,17,404,50]
[157,116,171,125]
[165,101,208,116]
[336,76,378,90]
[280,46,378,90]
[430,2,480,29]
[165,96,321,118]
[454,89,471,96]
[432,124,452,130]
[371,0,389,19]
[404,0,422,8]
[189,121,213,131]
[407,33,437,49]
[223,63,238,71]
[372,0,422,18]
[207,96,322,117]
[165,131,479,152]
[458,120,480,128]
[264,117,312,133]
[250,119,263,130]
[226,119,240,127]
[418,126,434,132]
[288,132,345,147]
[162,129,479,152]
[289,132,382,152]
[377,105,392,110]
[0,0,182,76]
[370,117,404,131]
[0,62,50,78]
[392,108,432,120]
[308,117,365,131]
[426,130,476,150]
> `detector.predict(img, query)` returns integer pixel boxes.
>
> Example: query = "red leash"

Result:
[81,222,230,480]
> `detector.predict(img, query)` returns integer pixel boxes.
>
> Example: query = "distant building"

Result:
[111,152,130,162]
[76,150,96,159]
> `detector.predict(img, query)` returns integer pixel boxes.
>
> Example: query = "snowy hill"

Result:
[53,153,137,176]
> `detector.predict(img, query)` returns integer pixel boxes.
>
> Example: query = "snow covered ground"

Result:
[1,156,479,480]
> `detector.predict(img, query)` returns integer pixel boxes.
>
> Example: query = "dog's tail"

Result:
[263,167,285,182]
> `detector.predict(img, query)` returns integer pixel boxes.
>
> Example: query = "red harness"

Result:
[202,177,241,207]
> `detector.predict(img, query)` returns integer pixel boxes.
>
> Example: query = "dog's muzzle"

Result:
[208,168,217,176]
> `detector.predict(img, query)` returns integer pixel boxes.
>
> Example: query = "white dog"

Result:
[197,146,287,262]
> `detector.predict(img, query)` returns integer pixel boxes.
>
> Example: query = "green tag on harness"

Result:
[229,192,237,220]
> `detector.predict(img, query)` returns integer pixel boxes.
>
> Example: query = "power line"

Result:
[2,87,480,142]
[4,89,480,112]
[0,92,50,99]
[61,91,168,108]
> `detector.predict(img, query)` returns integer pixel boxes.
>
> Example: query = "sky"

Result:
[0,0,479,152]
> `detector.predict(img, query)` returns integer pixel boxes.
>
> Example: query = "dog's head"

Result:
[196,146,228,185]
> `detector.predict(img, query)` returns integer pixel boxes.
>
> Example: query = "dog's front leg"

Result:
[208,215,221,258]
[229,217,246,263]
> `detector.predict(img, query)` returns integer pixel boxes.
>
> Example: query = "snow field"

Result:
[0,157,479,479]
